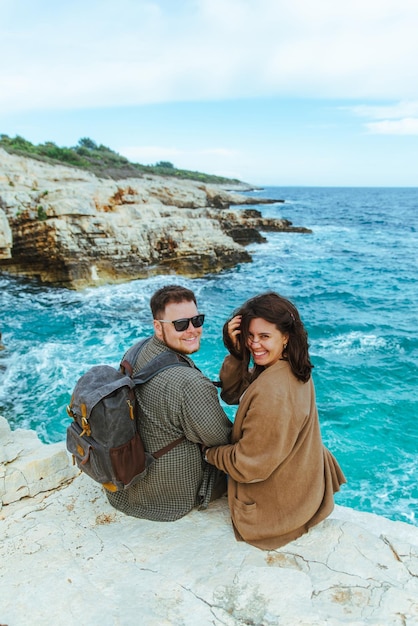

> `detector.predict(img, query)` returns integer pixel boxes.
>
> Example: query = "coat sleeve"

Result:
[177,370,232,446]
[219,355,253,405]
[206,371,302,483]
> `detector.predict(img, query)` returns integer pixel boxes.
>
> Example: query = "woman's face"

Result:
[246,317,289,368]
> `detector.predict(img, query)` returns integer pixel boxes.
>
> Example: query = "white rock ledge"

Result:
[1,415,417,626]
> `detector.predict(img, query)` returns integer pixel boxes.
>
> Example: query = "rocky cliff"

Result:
[0,149,310,289]
[1,416,417,626]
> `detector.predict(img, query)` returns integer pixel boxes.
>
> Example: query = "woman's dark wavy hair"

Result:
[223,291,313,383]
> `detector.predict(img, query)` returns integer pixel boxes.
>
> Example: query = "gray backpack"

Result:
[66,338,190,492]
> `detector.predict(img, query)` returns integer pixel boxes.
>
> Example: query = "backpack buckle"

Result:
[80,416,91,437]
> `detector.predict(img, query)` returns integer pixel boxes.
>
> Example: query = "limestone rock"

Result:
[0,149,310,289]
[0,418,417,625]
[0,416,77,508]
[0,206,12,259]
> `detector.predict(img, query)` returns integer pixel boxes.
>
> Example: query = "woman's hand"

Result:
[227,315,242,353]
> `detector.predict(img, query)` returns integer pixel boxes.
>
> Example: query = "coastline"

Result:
[1,416,418,625]
[0,148,310,290]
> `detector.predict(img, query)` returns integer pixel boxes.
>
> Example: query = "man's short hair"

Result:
[150,285,197,319]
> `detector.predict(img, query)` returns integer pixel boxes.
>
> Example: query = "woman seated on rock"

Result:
[204,291,346,550]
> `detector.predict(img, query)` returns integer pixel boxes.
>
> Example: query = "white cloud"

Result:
[349,101,418,120]
[2,0,418,113]
[366,118,418,135]
[346,100,418,134]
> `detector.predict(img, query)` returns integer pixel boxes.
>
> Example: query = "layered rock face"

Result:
[0,149,310,289]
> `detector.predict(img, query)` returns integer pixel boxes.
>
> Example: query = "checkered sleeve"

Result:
[177,371,232,445]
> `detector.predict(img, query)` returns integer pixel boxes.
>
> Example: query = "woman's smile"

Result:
[247,318,288,368]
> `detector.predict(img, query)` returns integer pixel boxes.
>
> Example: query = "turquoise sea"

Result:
[0,186,417,526]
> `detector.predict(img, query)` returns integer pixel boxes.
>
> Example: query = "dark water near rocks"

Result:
[1,186,417,526]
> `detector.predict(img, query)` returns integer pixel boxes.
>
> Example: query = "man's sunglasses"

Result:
[158,314,205,332]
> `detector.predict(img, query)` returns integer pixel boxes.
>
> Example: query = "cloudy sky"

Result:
[1,0,418,186]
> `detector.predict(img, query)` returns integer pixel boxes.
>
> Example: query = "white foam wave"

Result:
[315,331,387,355]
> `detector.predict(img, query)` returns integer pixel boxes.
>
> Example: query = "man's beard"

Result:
[160,325,200,355]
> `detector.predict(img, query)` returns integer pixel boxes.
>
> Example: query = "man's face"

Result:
[154,300,202,355]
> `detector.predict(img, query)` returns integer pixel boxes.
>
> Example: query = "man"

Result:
[106,284,232,521]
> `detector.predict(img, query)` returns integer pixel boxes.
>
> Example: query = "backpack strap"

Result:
[152,436,187,459]
[131,350,190,385]
[120,338,191,382]
[120,340,192,458]
[120,338,151,376]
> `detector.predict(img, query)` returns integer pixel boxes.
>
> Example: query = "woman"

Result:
[204,292,346,550]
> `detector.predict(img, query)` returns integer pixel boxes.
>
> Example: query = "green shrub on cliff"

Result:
[0,134,240,185]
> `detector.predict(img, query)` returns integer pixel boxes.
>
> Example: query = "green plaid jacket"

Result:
[106,336,232,521]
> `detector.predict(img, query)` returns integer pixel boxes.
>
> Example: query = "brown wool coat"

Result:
[206,355,346,550]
